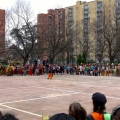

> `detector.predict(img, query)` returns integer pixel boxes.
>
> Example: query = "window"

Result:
[84,5,89,9]
[84,13,89,18]
[97,1,102,7]
[96,1,102,11]
[117,3,120,7]
[68,8,73,13]
[109,9,111,13]
[58,10,62,15]
[43,18,46,22]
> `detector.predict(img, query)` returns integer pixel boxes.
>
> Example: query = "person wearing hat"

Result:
[87,92,110,120]
[111,105,120,120]
[49,113,75,120]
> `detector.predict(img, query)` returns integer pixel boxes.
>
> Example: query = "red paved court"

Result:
[0,75,120,120]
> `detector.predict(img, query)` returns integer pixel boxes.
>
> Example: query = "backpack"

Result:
[87,112,111,120]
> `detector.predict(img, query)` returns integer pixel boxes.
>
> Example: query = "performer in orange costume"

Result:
[48,66,53,79]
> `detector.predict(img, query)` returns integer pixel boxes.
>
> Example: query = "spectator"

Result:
[37,58,40,65]
[87,92,110,120]
[34,58,37,67]
[49,113,75,120]
[0,113,18,120]
[69,102,87,120]
[111,106,120,120]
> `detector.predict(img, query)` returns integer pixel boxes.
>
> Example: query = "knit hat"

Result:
[92,92,107,105]
[49,113,75,120]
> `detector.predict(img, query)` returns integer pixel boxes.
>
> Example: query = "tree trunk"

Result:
[49,55,55,64]
[49,58,54,64]
[109,56,114,65]
[98,56,102,64]
[23,57,28,66]
[66,52,70,64]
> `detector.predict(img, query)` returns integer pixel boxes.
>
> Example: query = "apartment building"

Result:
[0,9,5,59]
[37,8,65,62]
[65,0,120,63]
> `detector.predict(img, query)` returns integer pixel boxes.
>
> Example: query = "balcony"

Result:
[116,8,120,14]
[83,10,90,14]
[84,14,90,18]
[116,14,120,18]
[96,6,103,11]
[97,1,102,7]
[83,23,89,27]
[97,11,102,14]
[97,4,102,7]
[116,3,120,8]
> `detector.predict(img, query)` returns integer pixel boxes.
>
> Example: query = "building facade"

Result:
[37,8,65,63]
[65,0,120,63]
[0,9,5,59]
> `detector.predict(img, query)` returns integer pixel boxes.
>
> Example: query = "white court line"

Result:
[0,92,80,104]
[72,82,120,89]
[0,86,76,93]
[0,86,42,91]
[72,80,117,84]
[0,104,42,117]
[34,86,76,92]
[1,91,120,105]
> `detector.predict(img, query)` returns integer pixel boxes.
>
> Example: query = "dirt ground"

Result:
[0,75,120,120]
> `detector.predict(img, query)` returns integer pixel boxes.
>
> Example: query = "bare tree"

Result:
[65,15,80,64]
[76,20,97,63]
[37,9,80,64]
[82,4,120,64]
[7,0,38,65]
[92,6,120,64]
[90,19,106,64]
[37,9,65,64]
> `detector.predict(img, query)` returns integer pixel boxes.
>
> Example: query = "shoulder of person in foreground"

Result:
[49,113,75,120]
[0,113,19,120]
[111,105,120,120]
[87,112,111,120]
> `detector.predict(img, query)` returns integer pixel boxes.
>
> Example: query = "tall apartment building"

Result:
[0,9,5,58]
[65,0,120,63]
[37,8,65,61]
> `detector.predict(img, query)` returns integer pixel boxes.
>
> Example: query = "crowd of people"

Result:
[0,92,120,120]
[49,92,120,120]
[0,62,120,77]
[42,92,120,120]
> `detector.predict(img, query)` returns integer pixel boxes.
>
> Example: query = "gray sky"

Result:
[0,0,92,14]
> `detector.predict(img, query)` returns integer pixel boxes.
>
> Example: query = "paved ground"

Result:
[0,75,120,120]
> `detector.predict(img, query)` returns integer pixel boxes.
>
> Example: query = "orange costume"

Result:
[87,112,110,120]
[48,67,53,79]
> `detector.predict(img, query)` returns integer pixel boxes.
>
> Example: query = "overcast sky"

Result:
[0,0,92,15]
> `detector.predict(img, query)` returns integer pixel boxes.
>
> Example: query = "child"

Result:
[69,102,87,120]
[87,92,110,120]
[48,66,53,79]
